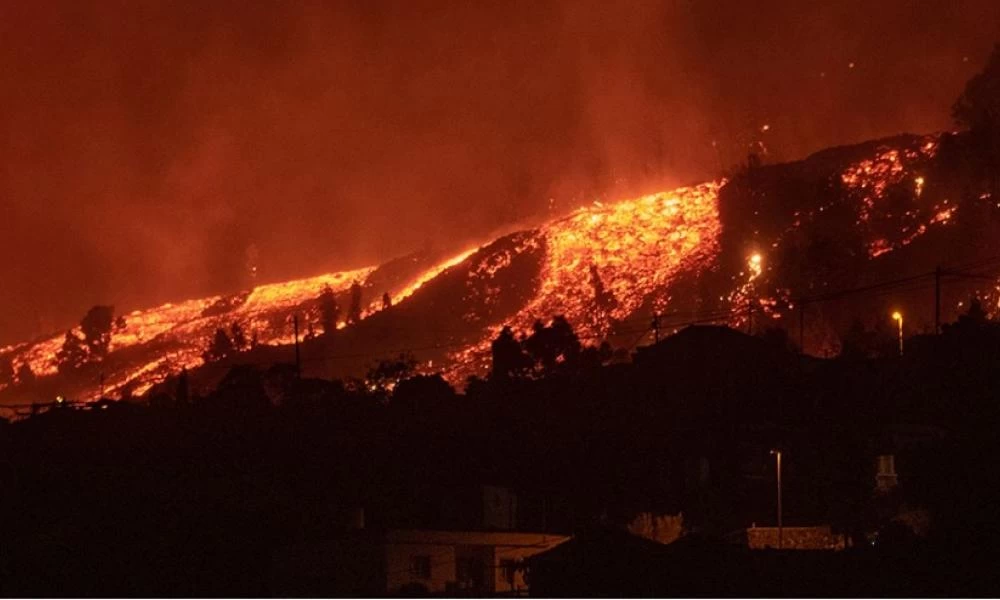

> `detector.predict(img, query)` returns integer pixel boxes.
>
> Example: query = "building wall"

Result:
[746,525,847,550]
[384,530,568,595]
[385,539,457,594]
[491,536,567,593]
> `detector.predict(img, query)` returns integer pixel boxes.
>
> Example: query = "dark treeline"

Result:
[1,301,1000,595]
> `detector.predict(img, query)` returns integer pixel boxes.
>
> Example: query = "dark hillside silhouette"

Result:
[4,306,1000,594]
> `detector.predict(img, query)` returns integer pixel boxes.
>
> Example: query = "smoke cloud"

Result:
[1,0,997,343]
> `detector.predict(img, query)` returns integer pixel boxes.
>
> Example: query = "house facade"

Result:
[384,529,568,595]
[270,529,568,596]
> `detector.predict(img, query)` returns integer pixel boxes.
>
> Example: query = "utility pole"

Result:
[293,314,301,379]
[798,302,805,353]
[934,266,942,334]
[652,313,660,343]
[747,297,754,335]
[892,311,904,356]
[770,449,783,549]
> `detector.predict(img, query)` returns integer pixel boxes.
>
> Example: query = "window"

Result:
[410,555,431,579]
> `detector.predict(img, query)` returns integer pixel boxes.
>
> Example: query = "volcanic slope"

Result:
[3,130,999,404]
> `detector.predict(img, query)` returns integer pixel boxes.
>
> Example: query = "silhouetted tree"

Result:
[56,330,89,374]
[392,373,456,414]
[382,292,392,310]
[80,305,115,360]
[366,352,417,396]
[490,326,531,379]
[579,340,614,370]
[589,264,617,313]
[176,367,190,405]
[119,380,136,402]
[15,362,35,386]
[230,322,248,352]
[54,306,117,374]
[954,43,1000,197]
[523,316,582,373]
[840,316,897,359]
[943,296,998,340]
[839,319,868,359]
[961,296,988,326]
[203,328,236,363]
[347,282,363,325]
[319,285,340,335]
[760,326,797,353]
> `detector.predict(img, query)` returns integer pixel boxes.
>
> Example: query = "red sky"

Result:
[1,0,998,343]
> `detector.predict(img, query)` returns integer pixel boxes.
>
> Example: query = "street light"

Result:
[891,311,903,356]
[770,449,783,549]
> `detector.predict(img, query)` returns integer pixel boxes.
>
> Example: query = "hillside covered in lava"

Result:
[2,129,998,408]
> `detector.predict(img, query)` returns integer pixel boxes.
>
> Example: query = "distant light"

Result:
[750,254,762,266]
[761,124,771,133]
[848,62,855,69]
[892,311,902,321]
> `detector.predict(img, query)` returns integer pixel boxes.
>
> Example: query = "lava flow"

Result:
[1,132,989,401]
[839,136,946,258]
[446,182,723,378]
[2,266,378,397]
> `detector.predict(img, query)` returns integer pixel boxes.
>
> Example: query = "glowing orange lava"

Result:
[446,182,724,379]
[3,266,380,397]
[839,137,950,258]
[1,134,976,400]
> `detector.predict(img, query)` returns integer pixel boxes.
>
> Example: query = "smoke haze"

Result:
[1,0,998,343]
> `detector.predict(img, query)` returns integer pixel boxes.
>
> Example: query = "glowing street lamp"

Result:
[770,449,783,549]
[892,311,903,356]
